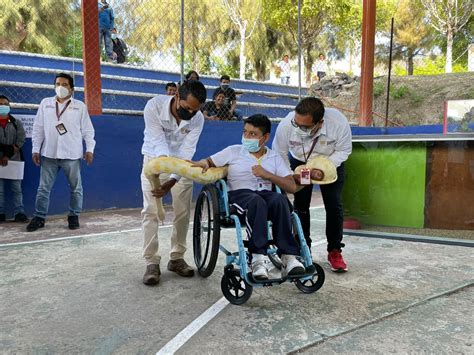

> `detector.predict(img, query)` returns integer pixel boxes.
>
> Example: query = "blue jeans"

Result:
[281,76,290,85]
[34,157,83,218]
[99,27,113,59]
[0,178,24,215]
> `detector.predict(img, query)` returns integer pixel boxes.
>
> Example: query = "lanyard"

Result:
[302,136,319,163]
[55,100,71,121]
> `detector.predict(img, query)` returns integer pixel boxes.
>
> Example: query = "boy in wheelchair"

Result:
[192,114,305,280]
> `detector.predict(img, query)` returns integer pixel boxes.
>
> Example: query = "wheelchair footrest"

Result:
[246,273,286,286]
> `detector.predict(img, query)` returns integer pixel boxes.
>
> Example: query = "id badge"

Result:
[56,123,68,135]
[300,168,311,185]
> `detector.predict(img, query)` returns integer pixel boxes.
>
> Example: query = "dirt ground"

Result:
[312,72,474,126]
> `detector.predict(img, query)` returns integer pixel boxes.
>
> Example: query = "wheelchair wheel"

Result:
[221,267,253,305]
[193,184,221,277]
[295,262,325,294]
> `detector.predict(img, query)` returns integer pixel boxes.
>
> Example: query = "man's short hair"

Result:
[220,74,230,82]
[165,82,177,90]
[0,95,10,103]
[185,70,200,81]
[295,97,325,124]
[244,114,271,135]
[54,73,74,89]
[178,80,207,104]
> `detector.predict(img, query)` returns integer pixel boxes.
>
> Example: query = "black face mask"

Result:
[177,106,197,121]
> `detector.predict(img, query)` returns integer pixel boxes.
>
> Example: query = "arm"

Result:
[271,114,293,169]
[110,8,115,29]
[143,99,170,158]
[230,99,237,114]
[81,106,96,165]
[32,101,46,165]
[328,120,352,167]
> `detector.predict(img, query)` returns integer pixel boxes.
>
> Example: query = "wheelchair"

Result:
[192,180,325,305]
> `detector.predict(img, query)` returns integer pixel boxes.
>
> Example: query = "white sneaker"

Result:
[252,254,269,280]
[281,254,305,277]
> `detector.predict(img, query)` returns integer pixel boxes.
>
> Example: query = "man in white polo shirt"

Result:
[141,80,207,286]
[272,97,352,273]
[192,114,305,280]
[27,73,95,232]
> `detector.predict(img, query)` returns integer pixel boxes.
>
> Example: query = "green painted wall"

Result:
[343,142,426,228]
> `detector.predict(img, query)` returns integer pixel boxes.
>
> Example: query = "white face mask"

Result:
[55,86,70,99]
[295,126,314,138]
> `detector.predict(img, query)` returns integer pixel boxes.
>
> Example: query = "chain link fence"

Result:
[0,0,413,125]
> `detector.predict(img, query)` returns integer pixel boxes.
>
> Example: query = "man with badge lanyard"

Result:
[27,73,95,232]
[272,97,352,272]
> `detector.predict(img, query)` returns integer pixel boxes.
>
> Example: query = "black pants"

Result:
[229,189,300,256]
[290,156,345,252]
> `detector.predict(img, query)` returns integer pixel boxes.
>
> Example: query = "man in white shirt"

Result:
[272,97,352,272]
[312,53,329,82]
[192,114,305,280]
[141,80,207,286]
[279,55,291,85]
[27,73,95,232]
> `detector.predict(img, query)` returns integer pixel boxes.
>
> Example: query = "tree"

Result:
[220,0,262,79]
[421,0,473,73]
[0,0,79,54]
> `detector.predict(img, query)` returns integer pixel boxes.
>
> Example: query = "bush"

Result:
[373,81,385,98]
[391,85,409,99]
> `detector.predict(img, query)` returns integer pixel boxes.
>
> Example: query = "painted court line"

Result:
[156,297,230,355]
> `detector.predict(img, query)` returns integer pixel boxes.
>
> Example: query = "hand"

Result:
[293,173,301,185]
[151,179,177,198]
[311,168,324,181]
[32,153,41,166]
[84,152,94,165]
[189,159,210,173]
[210,115,219,121]
[0,156,8,167]
[251,165,270,179]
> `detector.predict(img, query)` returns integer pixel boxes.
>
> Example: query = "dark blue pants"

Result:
[290,156,345,252]
[229,189,300,256]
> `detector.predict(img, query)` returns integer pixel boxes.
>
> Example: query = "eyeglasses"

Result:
[291,118,316,133]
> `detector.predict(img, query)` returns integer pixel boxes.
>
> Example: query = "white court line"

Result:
[156,297,230,355]
[0,225,173,248]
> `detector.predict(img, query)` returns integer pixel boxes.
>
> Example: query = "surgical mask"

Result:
[111,34,117,40]
[55,86,70,99]
[295,126,314,138]
[177,106,197,121]
[241,136,260,153]
[0,105,10,116]
[221,84,229,89]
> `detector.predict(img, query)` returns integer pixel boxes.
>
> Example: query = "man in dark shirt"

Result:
[111,28,128,64]
[201,91,232,120]
[213,75,243,120]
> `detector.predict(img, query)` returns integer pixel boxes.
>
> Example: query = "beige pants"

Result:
[141,156,193,265]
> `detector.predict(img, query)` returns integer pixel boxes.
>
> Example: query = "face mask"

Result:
[111,34,117,40]
[55,86,70,99]
[295,126,314,138]
[221,84,229,89]
[177,106,196,121]
[0,105,10,116]
[241,136,261,153]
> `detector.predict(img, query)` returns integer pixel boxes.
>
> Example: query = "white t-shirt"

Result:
[32,97,95,159]
[279,61,291,77]
[210,145,292,192]
[272,108,352,168]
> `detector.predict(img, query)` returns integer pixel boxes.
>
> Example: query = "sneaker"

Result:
[14,213,29,223]
[0,214,5,222]
[328,249,348,272]
[281,254,305,277]
[251,254,269,280]
[68,215,80,230]
[167,259,195,277]
[27,217,45,232]
[143,264,161,286]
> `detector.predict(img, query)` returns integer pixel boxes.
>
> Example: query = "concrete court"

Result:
[0,207,473,354]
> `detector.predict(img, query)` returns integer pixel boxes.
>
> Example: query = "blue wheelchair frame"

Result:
[193,179,325,305]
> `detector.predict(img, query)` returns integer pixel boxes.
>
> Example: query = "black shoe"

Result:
[14,213,29,223]
[27,217,45,232]
[0,214,5,222]
[68,215,80,230]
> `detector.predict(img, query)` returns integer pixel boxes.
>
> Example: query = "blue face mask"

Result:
[221,84,229,89]
[0,105,10,116]
[241,136,261,153]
